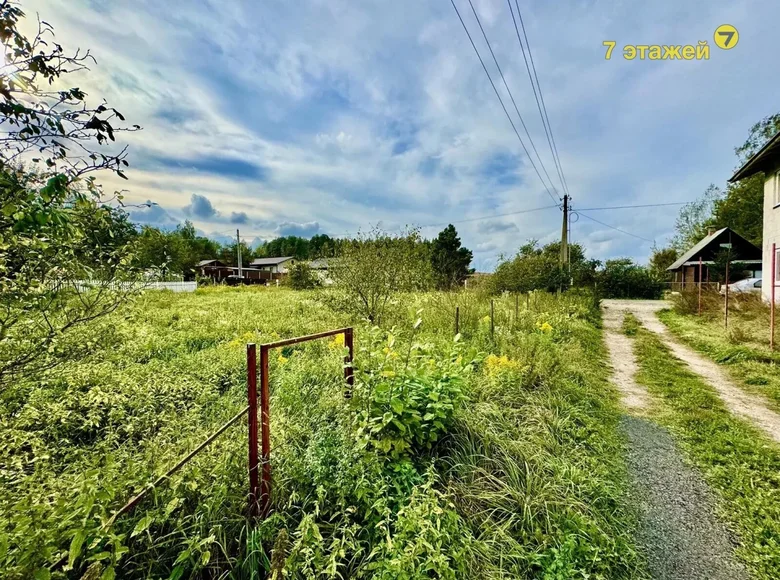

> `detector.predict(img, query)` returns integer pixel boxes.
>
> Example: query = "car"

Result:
[720,277,762,295]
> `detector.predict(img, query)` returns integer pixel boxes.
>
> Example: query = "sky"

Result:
[21,0,780,271]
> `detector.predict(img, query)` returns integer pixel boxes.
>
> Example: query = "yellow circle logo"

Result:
[714,24,739,50]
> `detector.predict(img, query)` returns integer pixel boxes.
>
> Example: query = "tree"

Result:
[671,184,721,252]
[288,262,320,290]
[734,113,780,164]
[649,246,678,280]
[0,4,140,388]
[711,175,764,247]
[328,227,432,324]
[430,225,473,289]
[491,240,598,294]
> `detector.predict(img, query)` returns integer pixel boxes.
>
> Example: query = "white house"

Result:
[729,130,780,302]
[248,256,295,274]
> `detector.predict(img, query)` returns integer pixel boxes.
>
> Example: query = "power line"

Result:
[465,0,559,199]
[448,0,560,207]
[513,0,570,198]
[574,210,654,243]
[417,203,559,228]
[575,201,692,211]
[506,0,565,196]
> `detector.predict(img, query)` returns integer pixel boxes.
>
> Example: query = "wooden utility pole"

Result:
[560,194,568,267]
[698,257,702,316]
[237,229,243,279]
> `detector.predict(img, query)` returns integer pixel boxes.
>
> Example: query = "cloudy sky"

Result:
[22,0,779,270]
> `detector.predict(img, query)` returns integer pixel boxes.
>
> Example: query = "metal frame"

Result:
[247,327,354,518]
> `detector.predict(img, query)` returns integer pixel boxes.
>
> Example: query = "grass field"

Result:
[1,287,647,579]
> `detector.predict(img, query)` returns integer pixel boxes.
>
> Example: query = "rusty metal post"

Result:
[247,344,259,518]
[698,256,703,316]
[344,328,354,397]
[724,259,730,329]
[455,306,460,336]
[259,344,271,518]
[490,300,494,337]
[769,244,777,350]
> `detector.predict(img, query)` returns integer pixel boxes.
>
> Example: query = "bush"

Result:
[287,262,320,290]
[597,258,663,299]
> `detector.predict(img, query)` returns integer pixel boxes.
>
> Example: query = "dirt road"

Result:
[602,299,780,444]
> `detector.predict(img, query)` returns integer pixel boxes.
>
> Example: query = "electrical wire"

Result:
[575,201,691,211]
[506,0,565,197]
[465,0,559,199]
[448,0,560,206]
[574,210,654,243]
[513,0,570,197]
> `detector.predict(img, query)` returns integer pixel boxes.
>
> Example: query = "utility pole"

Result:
[560,194,568,267]
[237,229,243,279]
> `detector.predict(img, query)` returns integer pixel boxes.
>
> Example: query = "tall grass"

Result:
[1,287,645,578]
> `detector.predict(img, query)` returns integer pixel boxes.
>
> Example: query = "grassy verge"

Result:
[658,309,780,413]
[629,317,780,579]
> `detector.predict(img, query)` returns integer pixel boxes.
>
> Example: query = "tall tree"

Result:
[430,225,473,289]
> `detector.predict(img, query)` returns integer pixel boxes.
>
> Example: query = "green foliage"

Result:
[430,224,473,289]
[256,234,335,260]
[649,246,678,280]
[355,323,473,458]
[597,258,663,299]
[327,227,433,324]
[133,221,221,280]
[491,240,598,294]
[672,184,722,253]
[734,113,780,164]
[287,262,320,290]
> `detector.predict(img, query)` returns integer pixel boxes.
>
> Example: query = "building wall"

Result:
[762,165,780,301]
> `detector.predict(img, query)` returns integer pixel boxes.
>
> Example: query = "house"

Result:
[196,259,231,281]
[666,227,761,291]
[729,130,780,302]
[249,256,295,274]
[308,258,334,285]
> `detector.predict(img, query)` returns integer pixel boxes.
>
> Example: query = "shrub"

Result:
[287,262,320,290]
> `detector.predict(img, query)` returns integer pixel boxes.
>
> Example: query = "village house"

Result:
[249,256,295,274]
[666,227,761,291]
[729,130,780,302]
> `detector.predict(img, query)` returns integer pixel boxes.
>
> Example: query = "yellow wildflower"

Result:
[539,322,553,333]
[329,334,346,349]
[381,370,396,378]
[278,355,288,365]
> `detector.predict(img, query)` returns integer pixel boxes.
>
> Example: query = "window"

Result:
[776,171,780,206]
[776,247,780,283]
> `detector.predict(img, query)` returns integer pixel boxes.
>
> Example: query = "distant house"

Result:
[197,259,231,281]
[249,256,295,274]
[666,227,761,291]
[729,130,780,302]
[308,258,333,285]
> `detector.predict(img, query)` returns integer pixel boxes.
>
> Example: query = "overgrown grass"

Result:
[659,308,780,412]
[630,323,780,579]
[1,287,645,578]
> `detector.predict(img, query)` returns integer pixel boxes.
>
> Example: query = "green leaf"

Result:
[68,530,86,568]
[33,569,51,580]
[169,566,185,580]
[200,550,211,566]
[101,566,116,580]
[390,398,404,414]
[131,514,153,538]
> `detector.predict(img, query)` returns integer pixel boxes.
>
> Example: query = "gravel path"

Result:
[601,303,748,579]
[622,416,749,580]
[604,299,780,444]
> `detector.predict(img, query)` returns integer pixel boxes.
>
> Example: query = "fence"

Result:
[51,326,354,573]
[70,280,197,292]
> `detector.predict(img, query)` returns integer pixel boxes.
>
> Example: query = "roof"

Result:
[249,256,294,266]
[308,258,330,269]
[667,227,761,270]
[729,130,780,182]
[197,259,225,267]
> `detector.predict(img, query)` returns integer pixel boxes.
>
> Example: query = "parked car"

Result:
[720,277,762,295]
